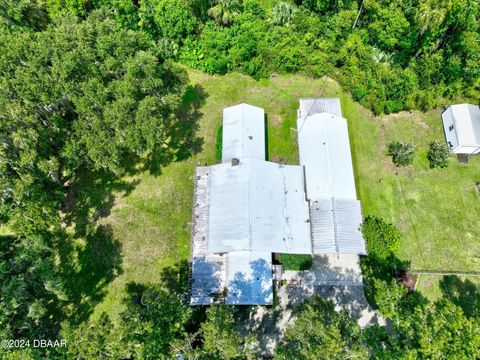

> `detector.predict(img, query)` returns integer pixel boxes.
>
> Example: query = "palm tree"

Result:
[207,0,242,26]
[270,2,296,26]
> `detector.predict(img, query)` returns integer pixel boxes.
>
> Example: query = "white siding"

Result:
[442,107,459,150]
[442,104,480,154]
[222,104,265,162]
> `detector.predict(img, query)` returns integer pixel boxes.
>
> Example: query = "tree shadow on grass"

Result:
[62,169,140,238]
[439,275,480,318]
[159,259,190,295]
[144,84,207,176]
[57,224,123,324]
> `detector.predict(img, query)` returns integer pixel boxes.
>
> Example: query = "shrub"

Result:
[216,125,223,161]
[362,216,401,260]
[427,140,450,168]
[279,253,312,271]
[387,141,415,166]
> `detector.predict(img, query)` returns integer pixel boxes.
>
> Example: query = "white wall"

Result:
[442,108,459,151]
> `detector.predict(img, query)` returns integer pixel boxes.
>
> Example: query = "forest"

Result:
[1,0,480,358]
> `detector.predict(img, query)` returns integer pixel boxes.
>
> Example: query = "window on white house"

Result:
[449,125,454,131]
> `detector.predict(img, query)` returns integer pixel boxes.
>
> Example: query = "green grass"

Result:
[67,71,338,321]
[68,69,480,320]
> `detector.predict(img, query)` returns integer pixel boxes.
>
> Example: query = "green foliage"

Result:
[208,0,242,26]
[362,215,401,260]
[387,141,416,166]
[0,235,66,340]
[201,305,254,359]
[121,285,191,358]
[279,253,312,271]
[270,2,296,26]
[138,0,198,43]
[427,140,450,168]
[275,296,368,359]
[60,313,131,359]
[216,125,223,161]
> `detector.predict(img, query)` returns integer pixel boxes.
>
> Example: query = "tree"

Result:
[0,235,67,340]
[138,0,198,43]
[207,0,242,26]
[0,9,189,231]
[427,140,449,168]
[60,313,131,359]
[387,141,415,166]
[391,299,480,358]
[270,2,296,26]
[201,305,254,359]
[361,215,401,261]
[275,296,368,359]
[120,284,191,358]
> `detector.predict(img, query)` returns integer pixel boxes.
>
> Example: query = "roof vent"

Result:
[231,158,240,166]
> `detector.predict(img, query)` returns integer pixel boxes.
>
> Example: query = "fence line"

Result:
[409,270,480,277]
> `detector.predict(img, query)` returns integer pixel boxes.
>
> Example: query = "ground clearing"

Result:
[70,70,479,321]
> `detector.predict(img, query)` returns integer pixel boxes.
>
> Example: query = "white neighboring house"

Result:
[442,104,480,154]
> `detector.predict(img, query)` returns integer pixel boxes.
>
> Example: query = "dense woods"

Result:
[3,0,479,114]
[1,0,479,358]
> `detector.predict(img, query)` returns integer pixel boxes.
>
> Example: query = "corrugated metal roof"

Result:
[226,251,273,305]
[297,112,357,200]
[335,199,366,254]
[299,98,342,119]
[446,104,480,146]
[310,199,336,253]
[207,158,311,254]
[310,198,366,255]
[222,103,265,162]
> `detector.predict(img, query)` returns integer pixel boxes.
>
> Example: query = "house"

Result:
[442,104,480,154]
[189,100,366,306]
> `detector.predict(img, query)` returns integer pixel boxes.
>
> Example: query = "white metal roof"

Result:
[299,98,343,119]
[222,103,265,162]
[226,251,273,305]
[444,104,480,146]
[207,158,311,254]
[297,112,357,200]
[297,99,366,256]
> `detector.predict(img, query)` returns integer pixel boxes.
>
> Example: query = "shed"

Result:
[442,104,480,154]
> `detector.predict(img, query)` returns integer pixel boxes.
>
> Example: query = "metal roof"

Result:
[298,99,366,256]
[443,104,480,146]
[226,251,273,305]
[207,158,311,254]
[190,167,227,305]
[309,198,366,255]
[297,112,357,200]
[222,103,265,162]
[299,98,343,119]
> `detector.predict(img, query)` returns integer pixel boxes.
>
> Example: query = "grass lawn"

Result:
[68,69,480,321]
[70,70,341,321]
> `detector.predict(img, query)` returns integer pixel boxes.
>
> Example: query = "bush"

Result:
[216,125,223,161]
[387,141,415,166]
[362,216,401,260]
[427,140,450,168]
[279,253,312,271]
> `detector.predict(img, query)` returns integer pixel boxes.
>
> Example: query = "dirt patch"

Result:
[381,111,431,130]
[270,113,283,126]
